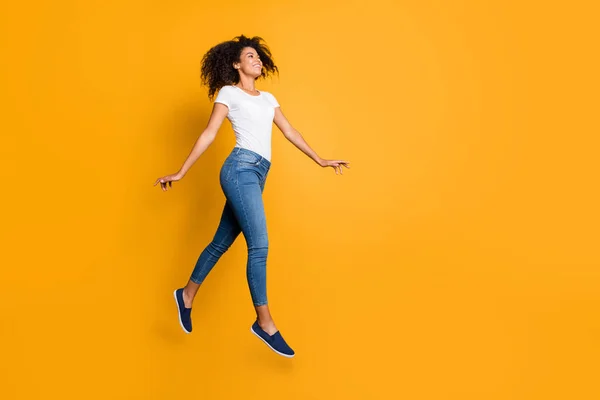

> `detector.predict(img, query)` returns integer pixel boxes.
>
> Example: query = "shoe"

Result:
[250,320,295,358]
[173,288,192,333]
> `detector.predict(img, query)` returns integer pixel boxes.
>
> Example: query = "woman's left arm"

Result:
[273,107,350,175]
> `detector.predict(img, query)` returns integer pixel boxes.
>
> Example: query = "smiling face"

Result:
[233,46,263,79]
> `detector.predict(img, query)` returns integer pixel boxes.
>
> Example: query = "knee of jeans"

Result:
[248,233,268,250]
[248,241,268,255]
[210,240,231,254]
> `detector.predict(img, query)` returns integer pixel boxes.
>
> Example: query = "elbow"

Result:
[283,129,298,140]
[201,129,217,143]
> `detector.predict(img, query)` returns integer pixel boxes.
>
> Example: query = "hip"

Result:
[220,147,271,185]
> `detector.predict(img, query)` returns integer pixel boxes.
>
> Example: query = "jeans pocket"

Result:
[237,153,261,166]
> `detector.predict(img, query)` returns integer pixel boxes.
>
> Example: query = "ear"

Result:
[232,62,240,70]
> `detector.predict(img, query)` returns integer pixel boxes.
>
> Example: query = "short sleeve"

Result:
[264,92,280,108]
[214,86,233,108]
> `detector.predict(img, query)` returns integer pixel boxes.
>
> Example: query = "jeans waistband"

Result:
[231,147,271,169]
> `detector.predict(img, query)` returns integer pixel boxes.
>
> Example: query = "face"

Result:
[233,46,263,78]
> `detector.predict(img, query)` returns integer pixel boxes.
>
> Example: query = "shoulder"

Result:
[217,85,237,95]
[215,85,238,105]
[261,90,280,106]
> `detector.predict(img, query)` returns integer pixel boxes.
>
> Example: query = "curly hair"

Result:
[200,34,279,100]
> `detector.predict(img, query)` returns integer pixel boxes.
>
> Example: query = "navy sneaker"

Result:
[250,321,295,358]
[173,288,192,333]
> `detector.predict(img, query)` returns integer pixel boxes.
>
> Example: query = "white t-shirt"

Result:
[214,85,280,161]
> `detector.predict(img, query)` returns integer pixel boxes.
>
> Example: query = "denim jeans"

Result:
[190,147,271,306]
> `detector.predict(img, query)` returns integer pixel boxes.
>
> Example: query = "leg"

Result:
[254,177,277,334]
[183,200,241,307]
[221,169,278,334]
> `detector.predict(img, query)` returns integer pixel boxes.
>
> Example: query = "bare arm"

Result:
[273,106,350,174]
[273,107,324,166]
[154,102,228,190]
[176,103,229,178]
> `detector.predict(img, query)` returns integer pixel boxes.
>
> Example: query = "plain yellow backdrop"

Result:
[1,0,599,399]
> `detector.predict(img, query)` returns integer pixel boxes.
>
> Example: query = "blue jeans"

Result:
[190,147,271,306]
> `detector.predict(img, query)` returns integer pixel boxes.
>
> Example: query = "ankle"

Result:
[258,319,277,333]
[182,288,194,308]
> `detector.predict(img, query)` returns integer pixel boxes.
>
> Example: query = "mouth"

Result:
[253,64,262,68]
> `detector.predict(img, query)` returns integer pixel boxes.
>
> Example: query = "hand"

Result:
[319,159,350,175]
[154,173,182,191]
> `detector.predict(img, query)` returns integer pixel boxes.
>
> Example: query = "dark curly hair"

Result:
[200,34,279,100]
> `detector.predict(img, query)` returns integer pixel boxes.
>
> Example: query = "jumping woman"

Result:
[154,34,350,358]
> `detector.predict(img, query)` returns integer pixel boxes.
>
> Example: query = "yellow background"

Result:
[1,1,599,399]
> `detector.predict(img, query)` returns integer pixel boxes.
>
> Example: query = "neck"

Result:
[236,75,256,91]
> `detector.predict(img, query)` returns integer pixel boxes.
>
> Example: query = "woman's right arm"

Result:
[175,103,229,178]
[154,103,228,190]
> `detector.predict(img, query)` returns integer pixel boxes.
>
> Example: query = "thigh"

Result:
[259,174,267,193]
[221,169,268,248]
[212,199,242,246]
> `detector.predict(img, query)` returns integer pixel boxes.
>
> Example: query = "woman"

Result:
[154,35,350,358]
